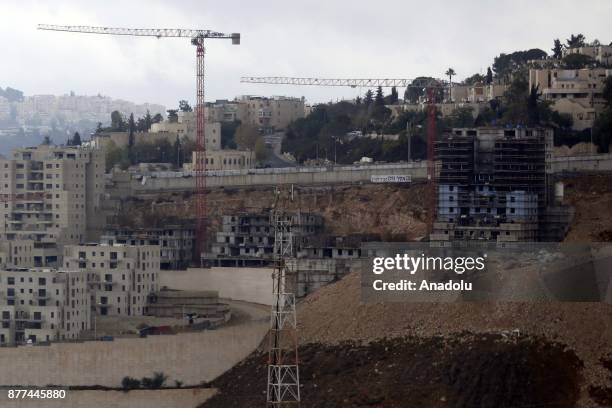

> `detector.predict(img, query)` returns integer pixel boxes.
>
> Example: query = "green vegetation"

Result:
[121,372,168,391]
[593,77,612,152]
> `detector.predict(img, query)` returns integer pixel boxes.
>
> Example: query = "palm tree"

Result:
[445,68,456,102]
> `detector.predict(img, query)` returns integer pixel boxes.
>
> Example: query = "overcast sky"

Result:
[1,0,612,110]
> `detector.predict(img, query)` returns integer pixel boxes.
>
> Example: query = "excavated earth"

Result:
[202,334,584,408]
[113,183,429,240]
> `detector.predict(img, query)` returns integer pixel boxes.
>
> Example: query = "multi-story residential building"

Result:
[431,127,554,242]
[0,145,105,267]
[100,223,195,269]
[450,83,508,103]
[0,268,89,345]
[529,68,612,130]
[563,44,612,65]
[204,212,324,266]
[63,244,160,317]
[238,95,305,133]
[205,96,305,133]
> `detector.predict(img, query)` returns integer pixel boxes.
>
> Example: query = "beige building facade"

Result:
[187,149,255,171]
[563,44,612,65]
[0,145,105,267]
[529,68,612,130]
[0,268,89,345]
[63,244,160,317]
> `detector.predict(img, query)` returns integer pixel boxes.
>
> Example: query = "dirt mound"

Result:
[202,334,582,408]
[297,272,612,406]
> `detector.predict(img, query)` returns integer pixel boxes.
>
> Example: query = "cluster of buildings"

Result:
[0,92,165,129]
[0,144,162,345]
[205,95,306,133]
[92,95,305,172]
[529,67,612,130]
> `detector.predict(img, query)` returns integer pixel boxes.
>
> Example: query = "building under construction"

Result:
[431,127,571,242]
[203,212,324,266]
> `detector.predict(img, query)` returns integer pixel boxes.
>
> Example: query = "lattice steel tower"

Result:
[267,189,300,406]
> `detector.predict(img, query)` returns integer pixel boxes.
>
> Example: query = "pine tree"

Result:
[374,86,385,106]
[486,67,493,84]
[364,89,374,105]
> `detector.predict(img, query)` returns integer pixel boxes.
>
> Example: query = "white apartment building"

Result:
[0,268,89,345]
[63,244,160,317]
[529,68,612,130]
[0,145,105,267]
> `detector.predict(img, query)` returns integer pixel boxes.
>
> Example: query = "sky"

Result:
[1,0,612,110]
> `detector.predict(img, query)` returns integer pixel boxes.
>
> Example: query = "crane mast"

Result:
[38,24,240,263]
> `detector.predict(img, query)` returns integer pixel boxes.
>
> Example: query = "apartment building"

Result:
[0,268,89,345]
[238,96,305,133]
[63,244,160,317]
[431,127,553,242]
[204,212,324,266]
[529,68,612,130]
[450,83,508,103]
[101,223,195,269]
[563,44,612,65]
[205,96,305,133]
[0,145,105,267]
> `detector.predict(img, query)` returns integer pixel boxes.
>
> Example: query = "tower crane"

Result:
[38,24,240,263]
[241,76,446,231]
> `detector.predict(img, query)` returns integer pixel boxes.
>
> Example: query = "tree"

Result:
[152,113,163,124]
[603,77,612,105]
[95,122,103,134]
[444,68,456,101]
[173,136,183,168]
[374,86,385,107]
[355,96,362,105]
[486,67,493,84]
[42,135,52,145]
[128,113,135,148]
[110,110,125,131]
[493,49,547,80]
[552,39,564,59]
[463,73,485,85]
[234,124,260,149]
[178,100,192,112]
[562,53,596,69]
[566,33,586,48]
[144,110,152,131]
[72,132,82,146]
[121,376,141,390]
[527,85,541,126]
[167,109,179,123]
[254,137,267,161]
[364,89,374,106]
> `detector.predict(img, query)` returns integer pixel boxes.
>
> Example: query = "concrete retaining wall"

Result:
[552,153,612,172]
[160,267,274,306]
[0,322,267,387]
[109,163,428,198]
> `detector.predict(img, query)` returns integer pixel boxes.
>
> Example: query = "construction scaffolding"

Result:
[267,190,301,406]
[432,128,553,242]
